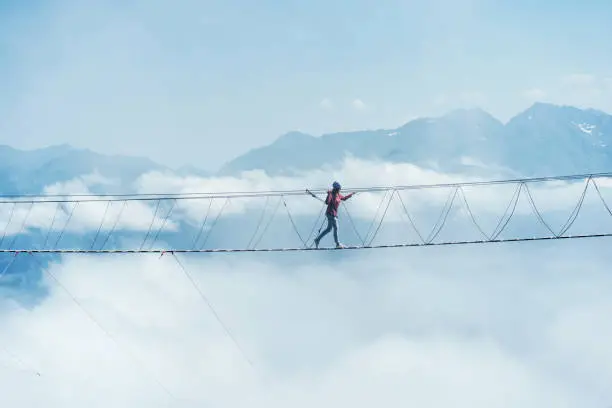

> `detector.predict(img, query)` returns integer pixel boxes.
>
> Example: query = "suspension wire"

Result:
[424,188,454,244]
[169,253,254,368]
[8,202,34,249]
[0,252,18,279]
[190,199,214,250]
[251,197,282,249]
[341,201,366,245]
[0,203,17,248]
[592,178,612,216]
[490,183,522,240]
[304,190,327,247]
[363,190,391,245]
[43,203,62,249]
[0,170,610,202]
[425,187,459,244]
[0,342,42,378]
[523,183,558,236]
[457,187,491,241]
[148,199,176,250]
[310,208,325,239]
[1,232,610,254]
[246,196,270,250]
[199,198,230,250]
[281,196,307,247]
[305,189,325,204]
[366,190,396,246]
[98,201,128,250]
[53,202,79,249]
[90,201,112,250]
[394,190,426,244]
[26,253,178,402]
[557,177,591,237]
[140,199,162,250]
[306,206,326,246]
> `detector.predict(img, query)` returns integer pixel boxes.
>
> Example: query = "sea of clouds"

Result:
[1,158,612,407]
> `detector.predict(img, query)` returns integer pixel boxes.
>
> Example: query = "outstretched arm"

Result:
[341,192,356,201]
[306,189,325,203]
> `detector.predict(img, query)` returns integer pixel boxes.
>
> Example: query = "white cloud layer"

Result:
[1,238,612,407]
[1,161,612,407]
[0,174,175,241]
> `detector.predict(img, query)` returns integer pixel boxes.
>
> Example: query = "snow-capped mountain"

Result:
[219,103,612,177]
[502,103,612,175]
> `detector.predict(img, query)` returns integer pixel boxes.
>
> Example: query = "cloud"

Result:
[352,99,367,111]
[319,98,333,111]
[1,234,612,406]
[561,74,596,87]
[522,88,546,101]
[2,160,612,406]
[0,175,176,241]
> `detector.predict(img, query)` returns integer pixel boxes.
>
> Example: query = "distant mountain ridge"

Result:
[0,144,169,195]
[0,144,208,195]
[1,102,610,198]
[219,102,612,177]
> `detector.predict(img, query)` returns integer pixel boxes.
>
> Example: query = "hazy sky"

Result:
[1,0,611,170]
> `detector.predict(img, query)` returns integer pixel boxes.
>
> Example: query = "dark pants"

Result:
[315,214,339,245]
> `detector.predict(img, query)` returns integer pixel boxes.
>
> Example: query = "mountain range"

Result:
[220,102,612,178]
[1,101,611,295]
[1,103,610,195]
[0,144,167,195]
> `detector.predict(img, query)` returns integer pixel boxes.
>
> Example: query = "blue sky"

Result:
[1,0,611,170]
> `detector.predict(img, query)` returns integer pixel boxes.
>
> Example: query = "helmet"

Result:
[332,181,341,190]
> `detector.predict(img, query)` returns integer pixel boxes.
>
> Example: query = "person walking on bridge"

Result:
[307,181,355,249]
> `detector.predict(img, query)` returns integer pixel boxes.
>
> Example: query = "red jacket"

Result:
[325,190,354,216]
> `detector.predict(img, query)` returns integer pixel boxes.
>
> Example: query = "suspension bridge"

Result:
[0,171,611,254]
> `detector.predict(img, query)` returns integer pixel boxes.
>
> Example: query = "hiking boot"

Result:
[336,243,346,249]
